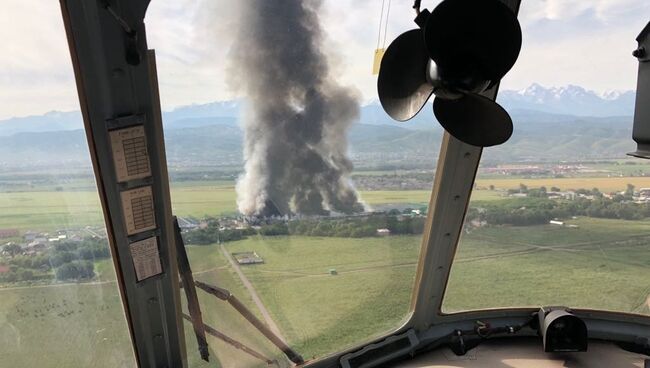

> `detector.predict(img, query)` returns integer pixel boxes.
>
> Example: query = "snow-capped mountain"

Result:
[498,83,635,117]
[0,84,636,136]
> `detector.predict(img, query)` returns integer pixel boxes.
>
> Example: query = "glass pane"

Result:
[443,1,650,315]
[0,2,136,366]
[146,1,431,364]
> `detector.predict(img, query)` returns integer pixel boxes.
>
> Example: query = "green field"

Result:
[224,235,421,358]
[0,245,287,368]
[4,175,648,230]
[2,218,650,366]
[2,177,650,367]
[0,184,437,230]
[0,282,135,367]
[445,217,650,314]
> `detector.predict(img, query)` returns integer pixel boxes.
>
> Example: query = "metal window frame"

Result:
[60,1,185,367]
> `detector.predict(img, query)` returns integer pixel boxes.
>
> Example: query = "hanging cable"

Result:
[382,0,392,49]
[376,0,386,50]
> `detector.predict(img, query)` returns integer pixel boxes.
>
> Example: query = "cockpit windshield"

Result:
[443,1,650,316]
[2,1,650,367]
[146,1,431,365]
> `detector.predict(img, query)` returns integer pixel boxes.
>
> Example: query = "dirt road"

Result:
[219,244,286,341]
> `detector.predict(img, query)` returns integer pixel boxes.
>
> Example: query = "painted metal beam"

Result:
[60,1,185,366]
[409,0,522,331]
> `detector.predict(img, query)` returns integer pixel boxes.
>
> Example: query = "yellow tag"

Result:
[372,48,386,75]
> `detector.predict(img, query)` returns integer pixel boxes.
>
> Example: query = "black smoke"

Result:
[231,0,365,216]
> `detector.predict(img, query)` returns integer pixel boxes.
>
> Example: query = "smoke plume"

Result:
[230,0,364,216]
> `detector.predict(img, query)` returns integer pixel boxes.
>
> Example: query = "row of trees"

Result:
[183,227,256,245]
[469,194,650,227]
[182,214,428,246]
[285,215,426,238]
[54,261,95,281]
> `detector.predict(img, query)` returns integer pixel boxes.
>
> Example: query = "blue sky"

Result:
[1,0,648,119]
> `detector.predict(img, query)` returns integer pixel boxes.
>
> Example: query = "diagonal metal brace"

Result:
[181,314,276,365]
[195,280,305,364]
[174,217,210,362]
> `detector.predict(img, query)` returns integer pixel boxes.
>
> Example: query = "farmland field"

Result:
[8,175,650,230]
[0,184,439,230]
[0,282,135,367]
[2,176,650,367]
[224,235,421,358]
[2,217,650,366]
[445,217,650,314]
[0,244,285,368]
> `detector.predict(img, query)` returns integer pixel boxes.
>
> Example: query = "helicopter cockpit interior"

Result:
[1,0,650,367]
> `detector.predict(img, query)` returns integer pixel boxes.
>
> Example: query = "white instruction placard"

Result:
[129,237,162,281]
[120,186,156,235]
[110,125,151,182]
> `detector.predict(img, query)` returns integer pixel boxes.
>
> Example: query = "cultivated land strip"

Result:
[253,261,417,278]
[0,280,115,292]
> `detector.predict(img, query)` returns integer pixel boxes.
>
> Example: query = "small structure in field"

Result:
[329,268,338,276]
[232,251,264,265]
[376,228,391,236]
[549,220,564,226]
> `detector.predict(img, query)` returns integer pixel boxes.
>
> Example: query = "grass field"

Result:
[0,183,510,231]
[445,217,650,314]
[1,217,650,367]
[0,185,438,230]
[0,282,135,367]
[214,218,650,359]
[3,175,648,230]
[2,176,650,367]
[0,244,287,368]
[225,235,421,358]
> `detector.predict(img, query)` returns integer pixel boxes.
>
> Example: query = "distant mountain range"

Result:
[497,83,636,117]
[0,84,638,168]
[0,84,636,137]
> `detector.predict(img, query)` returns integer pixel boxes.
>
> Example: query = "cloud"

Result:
[0,0,78,119]
[517,0,648,23]
[0,0,648,119]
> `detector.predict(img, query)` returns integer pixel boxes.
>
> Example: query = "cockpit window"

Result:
[146,0,430,364]
[443,1,650,315]
[0,2,136,366]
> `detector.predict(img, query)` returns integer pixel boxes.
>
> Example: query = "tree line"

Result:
[0,238,111,283]
[469,186,650,226]
[183,213,427,246]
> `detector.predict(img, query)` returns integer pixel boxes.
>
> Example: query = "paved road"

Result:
[219,244,287,341]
